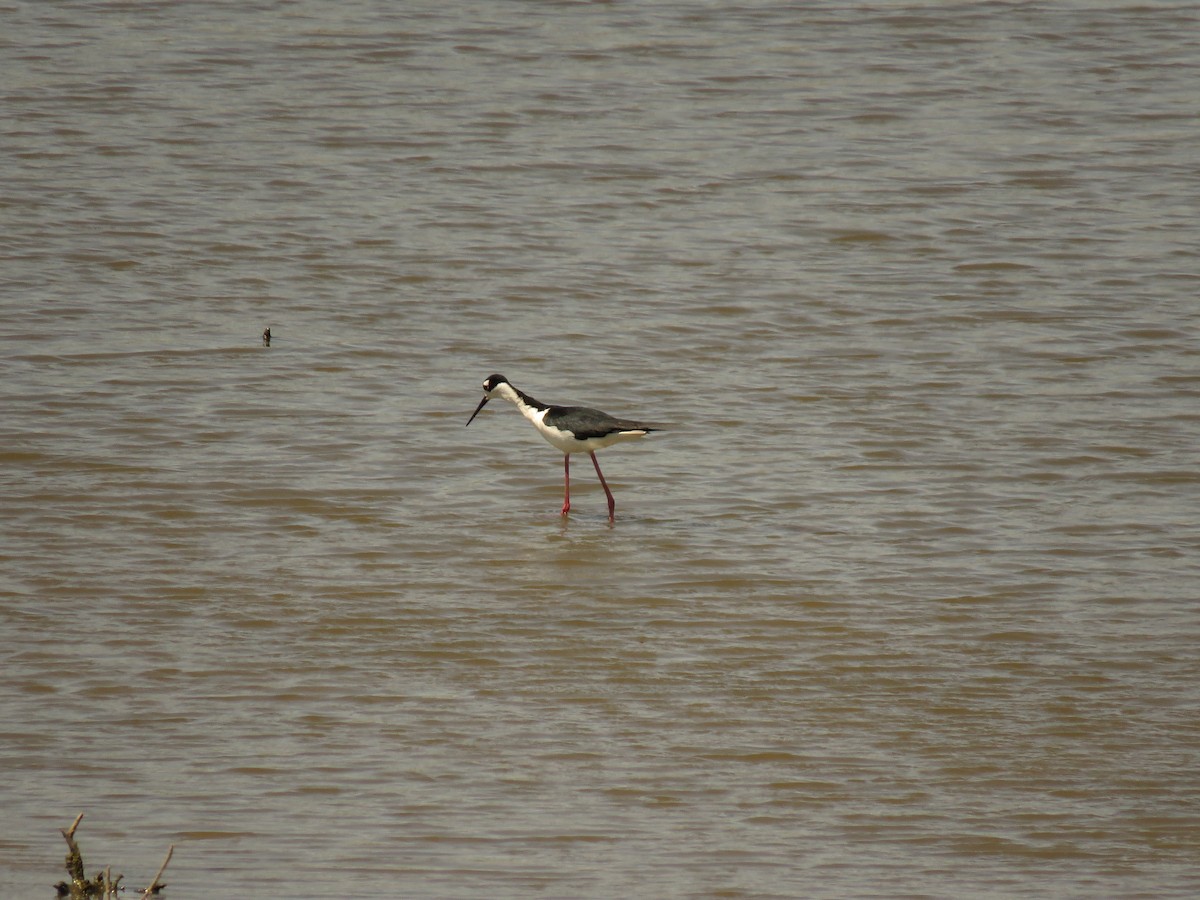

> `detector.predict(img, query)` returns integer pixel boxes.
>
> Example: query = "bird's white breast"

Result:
[529,408,582,452]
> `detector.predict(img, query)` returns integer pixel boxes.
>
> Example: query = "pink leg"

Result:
[590,451,616,521]
[561,454,571,515]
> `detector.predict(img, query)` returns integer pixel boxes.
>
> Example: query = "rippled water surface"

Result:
[3,2,1199,897]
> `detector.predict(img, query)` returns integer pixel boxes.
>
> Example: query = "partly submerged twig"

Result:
[140,844,174,896]
[58,813,168,898]
[59,813,93,896]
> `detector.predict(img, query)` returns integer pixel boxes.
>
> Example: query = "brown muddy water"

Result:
[2,2,1198,897]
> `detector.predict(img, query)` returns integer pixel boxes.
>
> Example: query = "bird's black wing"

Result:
[548,405,655,440]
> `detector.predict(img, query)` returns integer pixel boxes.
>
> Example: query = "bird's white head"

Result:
[466,373,511,426]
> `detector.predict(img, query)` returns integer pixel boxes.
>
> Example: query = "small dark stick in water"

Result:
[262,327,271,347]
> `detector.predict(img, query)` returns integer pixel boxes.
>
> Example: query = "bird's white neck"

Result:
[494,382,547,426]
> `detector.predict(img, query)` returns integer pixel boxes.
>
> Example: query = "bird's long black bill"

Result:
[466,395,489,426]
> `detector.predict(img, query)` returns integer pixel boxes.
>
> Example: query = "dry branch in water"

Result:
[54,813,172,899]
[140,844,174,897]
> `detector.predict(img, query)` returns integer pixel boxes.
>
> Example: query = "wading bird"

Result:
[466,373,656,520]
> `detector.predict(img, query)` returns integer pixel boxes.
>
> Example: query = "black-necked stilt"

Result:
[466,373,656,520]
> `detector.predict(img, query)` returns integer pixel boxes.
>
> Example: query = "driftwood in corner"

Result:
[54,813,173,899]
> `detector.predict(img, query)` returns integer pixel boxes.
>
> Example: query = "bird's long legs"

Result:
[562,452,617,521]
[590,451,616,521]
